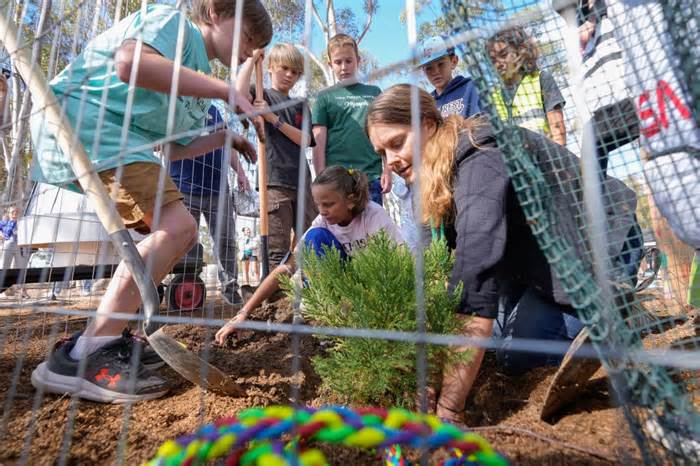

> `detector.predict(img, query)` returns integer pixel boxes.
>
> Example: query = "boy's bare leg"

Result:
[84,201,198,337]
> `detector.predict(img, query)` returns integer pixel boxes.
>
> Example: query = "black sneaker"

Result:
[61,330,165,371]
[221,284,243,306]
[129,333,165,370]
[31,330,168,403]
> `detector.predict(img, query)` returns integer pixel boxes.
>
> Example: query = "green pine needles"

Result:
[282,231,471,409]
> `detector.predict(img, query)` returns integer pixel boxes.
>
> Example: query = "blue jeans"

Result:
[303,227,348,261]
[616,220,644,287]
[496,287,584,375]
[368,179,383,206]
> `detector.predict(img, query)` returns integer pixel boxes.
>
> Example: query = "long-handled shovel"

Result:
[254,56,270,280]
[540,328,601,421]
[0,14,242,396]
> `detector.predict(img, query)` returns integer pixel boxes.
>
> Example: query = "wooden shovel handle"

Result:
[255,56,269,237]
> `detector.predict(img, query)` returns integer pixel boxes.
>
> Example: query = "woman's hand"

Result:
[215,312,247,345]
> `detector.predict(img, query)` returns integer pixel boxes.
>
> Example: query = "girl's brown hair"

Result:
[486,26,539,75]
[366,84,481,225]
[313,165,369,217]
[191,0,272,48]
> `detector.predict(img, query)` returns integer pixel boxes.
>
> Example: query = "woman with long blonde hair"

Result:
[366,84,596,425]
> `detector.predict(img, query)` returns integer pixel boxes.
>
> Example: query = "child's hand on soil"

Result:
[215,312,247,345]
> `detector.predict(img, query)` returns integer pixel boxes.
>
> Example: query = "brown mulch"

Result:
[0,296,663,465]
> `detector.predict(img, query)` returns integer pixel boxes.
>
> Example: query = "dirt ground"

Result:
[1,291,689,465]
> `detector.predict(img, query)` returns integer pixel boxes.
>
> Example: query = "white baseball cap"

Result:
[418,35,455,67]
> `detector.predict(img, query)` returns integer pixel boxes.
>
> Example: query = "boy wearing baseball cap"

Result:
[419,35,480,118]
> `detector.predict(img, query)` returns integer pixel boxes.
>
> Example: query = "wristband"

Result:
[273,118,284,130]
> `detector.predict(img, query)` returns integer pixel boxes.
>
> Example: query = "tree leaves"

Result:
[282,231,470,409]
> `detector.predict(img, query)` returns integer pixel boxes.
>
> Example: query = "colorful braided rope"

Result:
[145,406,508,466]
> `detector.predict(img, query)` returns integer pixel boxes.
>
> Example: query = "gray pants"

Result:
[1,237,28,288]
[182,189,238,289]
[1,237,26,269]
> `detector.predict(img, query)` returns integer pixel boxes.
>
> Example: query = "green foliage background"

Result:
[283,232,470,409]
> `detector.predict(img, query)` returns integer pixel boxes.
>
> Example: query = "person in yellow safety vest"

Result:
[487,26,568,146]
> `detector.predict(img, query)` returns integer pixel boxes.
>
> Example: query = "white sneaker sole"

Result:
[31,362,168,404]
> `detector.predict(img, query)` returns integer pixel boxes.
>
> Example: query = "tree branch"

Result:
[311,2,327,35]
[357,6,375,44]
[297,44,331,86]
[327,0,337,38]
[3,0,51,203]
[1,136,10,173]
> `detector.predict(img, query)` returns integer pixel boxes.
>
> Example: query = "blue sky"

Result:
[297,0,643,179]
[362,1,412,64]
[305,0,443,87]
[345,0,441,67]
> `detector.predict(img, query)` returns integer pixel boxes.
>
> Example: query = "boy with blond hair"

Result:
[29,0,272,403]
[237,44,317,272]
[312,33,391,206]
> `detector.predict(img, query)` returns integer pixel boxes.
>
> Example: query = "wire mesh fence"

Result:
[0,0,697,464]
[445,0,700,463]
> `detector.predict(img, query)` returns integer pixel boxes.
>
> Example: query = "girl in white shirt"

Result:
[215,166,403,344]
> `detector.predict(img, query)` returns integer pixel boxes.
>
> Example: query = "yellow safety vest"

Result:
[491,71,549,136]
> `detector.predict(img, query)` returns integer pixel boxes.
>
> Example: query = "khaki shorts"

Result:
[267,185,318,268]
[96,162,183,234]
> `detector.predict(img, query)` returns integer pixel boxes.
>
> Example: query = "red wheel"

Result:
[167,274,206,311]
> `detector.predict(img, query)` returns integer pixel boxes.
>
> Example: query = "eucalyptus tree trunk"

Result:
[2,0,51,207]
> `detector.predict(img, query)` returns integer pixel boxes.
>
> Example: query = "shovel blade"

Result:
[147,328,244,396]
[540,328,603,422]
[240,284,256,303]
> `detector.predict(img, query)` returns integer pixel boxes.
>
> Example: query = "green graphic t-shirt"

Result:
[312,82,382,180]
[30,5,212,189]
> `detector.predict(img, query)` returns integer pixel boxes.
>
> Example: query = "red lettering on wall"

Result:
[637,80,692,138]
[638,91,660,138]
[656,79,691,129]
